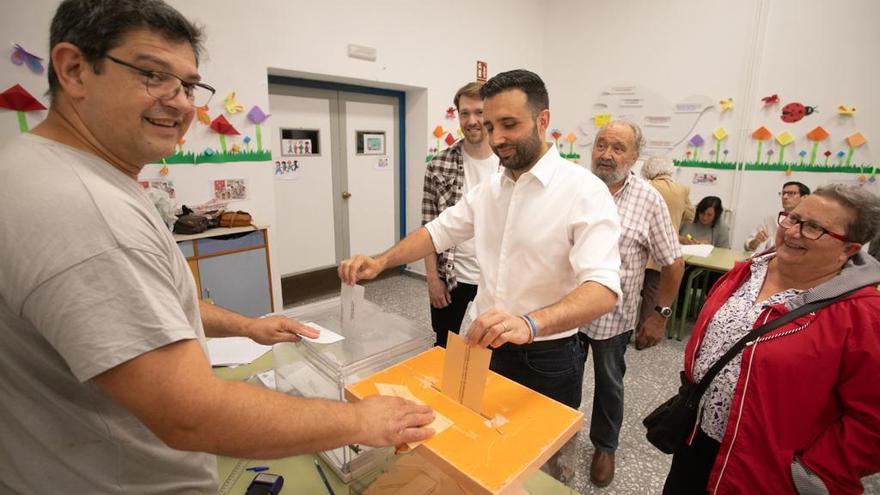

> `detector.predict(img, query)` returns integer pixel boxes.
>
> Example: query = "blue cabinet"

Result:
[175,227,274,317]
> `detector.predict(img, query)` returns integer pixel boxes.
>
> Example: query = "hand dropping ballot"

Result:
[340,282,365,331]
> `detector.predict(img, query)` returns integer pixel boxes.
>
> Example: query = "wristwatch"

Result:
[655,305,673,318]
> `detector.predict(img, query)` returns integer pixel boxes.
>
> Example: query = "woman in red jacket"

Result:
[663,184,880,494]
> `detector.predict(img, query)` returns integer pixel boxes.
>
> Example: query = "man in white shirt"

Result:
[422,82,499,347]
[340,69,621,410]
[745,181,810,253]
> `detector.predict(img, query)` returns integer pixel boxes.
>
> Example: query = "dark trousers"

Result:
[581,330,632,452]
[429,281,477,348]
[663,428,721,494]
[489,335,585,409]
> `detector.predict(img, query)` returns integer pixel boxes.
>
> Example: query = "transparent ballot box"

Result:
[274,297,434,482]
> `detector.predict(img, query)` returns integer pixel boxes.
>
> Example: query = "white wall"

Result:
[542,0,880,249]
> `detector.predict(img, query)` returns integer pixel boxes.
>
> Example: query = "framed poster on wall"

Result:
[356,131,385,155]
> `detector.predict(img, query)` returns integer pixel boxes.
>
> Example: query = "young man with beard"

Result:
[581,120,684,487]
[340,69,621,410]
[422,82,499,347]
[0,1,433,493]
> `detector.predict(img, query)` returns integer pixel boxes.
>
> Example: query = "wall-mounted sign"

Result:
[476,61,488,82]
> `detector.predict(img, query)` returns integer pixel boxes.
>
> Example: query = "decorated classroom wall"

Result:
[0,0,548,304]
[543,0,879,249]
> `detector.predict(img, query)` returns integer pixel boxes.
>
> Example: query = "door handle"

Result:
[342,191,352,199]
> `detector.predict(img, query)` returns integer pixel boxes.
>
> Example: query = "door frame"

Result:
[267,75,408,252]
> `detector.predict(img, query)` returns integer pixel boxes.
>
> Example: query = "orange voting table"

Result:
[345,346,583,494]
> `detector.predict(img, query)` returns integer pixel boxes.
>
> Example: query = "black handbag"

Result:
[173,213,208,234]
[643,289,859,454]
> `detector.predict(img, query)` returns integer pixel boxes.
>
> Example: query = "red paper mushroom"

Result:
[210,115,240,154]
[0,84,46,132]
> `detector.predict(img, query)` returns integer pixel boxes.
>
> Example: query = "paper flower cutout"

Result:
[246,106,269,152]
[843,133,867,167]
[247,105,269,124]
[210,115,239,154]
[0,84,47,132]
[805,127,829,166]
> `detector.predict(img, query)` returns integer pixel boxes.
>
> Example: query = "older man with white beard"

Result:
[580,120,684,487]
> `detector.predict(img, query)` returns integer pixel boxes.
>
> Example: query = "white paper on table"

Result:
[207,337,271,366]
[300,322,345,344]
[340,282,365,331]
[681,244,714,258]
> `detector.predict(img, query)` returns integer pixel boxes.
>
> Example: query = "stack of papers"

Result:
[207,337,271,367]
[681,244,714,257]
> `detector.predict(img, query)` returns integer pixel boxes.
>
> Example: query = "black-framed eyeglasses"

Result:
[778,190,801,197]
[777,211,849,242]
[105,54,215,107]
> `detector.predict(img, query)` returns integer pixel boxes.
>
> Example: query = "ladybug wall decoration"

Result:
[780,102,817,123]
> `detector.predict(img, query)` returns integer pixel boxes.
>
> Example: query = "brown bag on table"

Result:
[219,210,253,228]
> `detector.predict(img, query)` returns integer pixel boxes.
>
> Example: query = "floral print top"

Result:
[693,254,803,442]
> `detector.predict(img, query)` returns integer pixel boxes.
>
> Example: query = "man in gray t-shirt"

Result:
[0,1,433,493]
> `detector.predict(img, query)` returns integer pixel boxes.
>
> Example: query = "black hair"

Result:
[47,0,204,99]
[479,69,549,115]
[696,196,723,229]
[782,181,810,196]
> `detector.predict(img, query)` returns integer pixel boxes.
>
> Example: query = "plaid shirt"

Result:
[582,173,682,340]
[422,140,465,290]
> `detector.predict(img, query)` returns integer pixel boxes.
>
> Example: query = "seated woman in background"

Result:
[680,196,730,248]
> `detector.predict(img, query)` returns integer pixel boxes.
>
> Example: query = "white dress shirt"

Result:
[426,146,622,341]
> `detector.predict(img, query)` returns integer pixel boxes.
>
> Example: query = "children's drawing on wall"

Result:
[363,133,385,155]
[139,179,176,198]
[213,178,248,200]
[692,173,717,185]
[281,139,312,156]
[274,160,300,180]
[585,84,714,157]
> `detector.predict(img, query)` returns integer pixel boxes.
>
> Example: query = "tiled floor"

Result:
[290,273,880,494]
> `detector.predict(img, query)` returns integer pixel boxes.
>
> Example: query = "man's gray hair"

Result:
[641,155,675,179]
[595,119,645,154]
[813,184,880,243]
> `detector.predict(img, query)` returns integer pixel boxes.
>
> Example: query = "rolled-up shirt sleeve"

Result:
[425,183,478,254]
[568,185,622,298]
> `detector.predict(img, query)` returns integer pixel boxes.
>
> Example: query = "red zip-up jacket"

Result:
[683,258,880,494]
